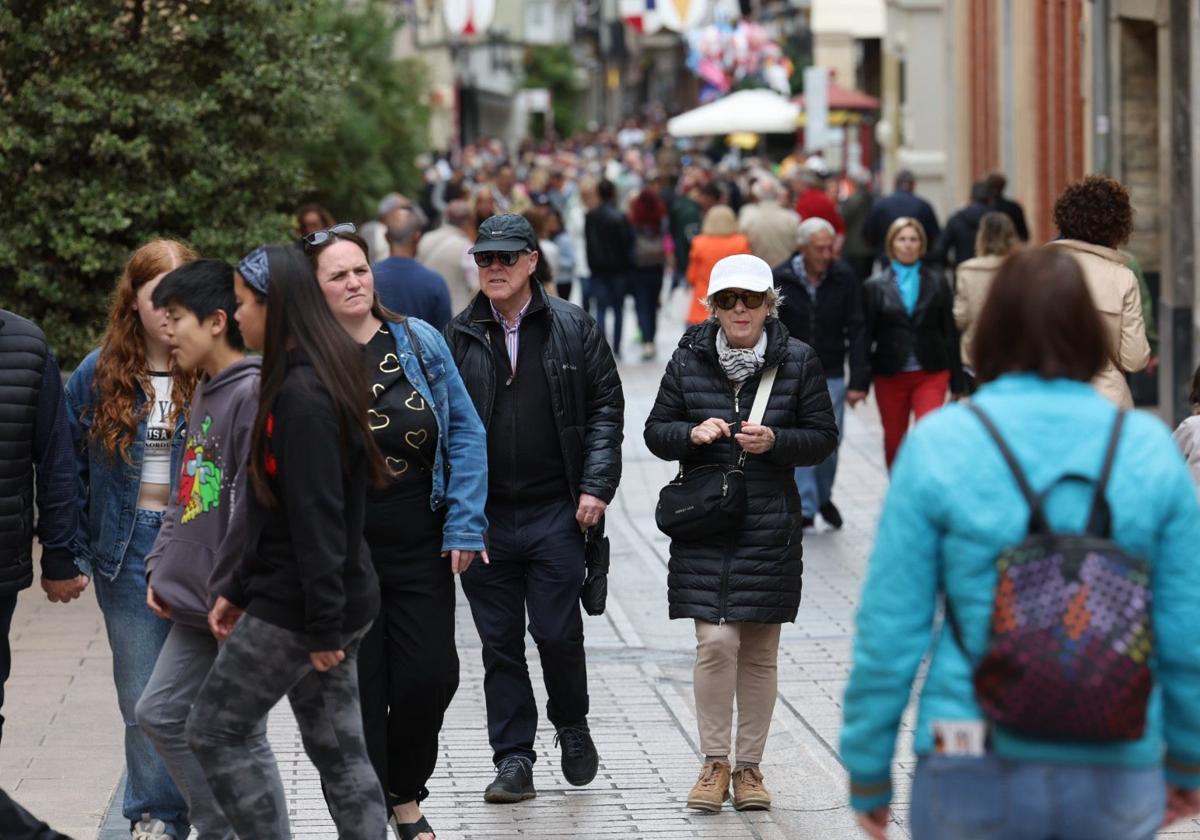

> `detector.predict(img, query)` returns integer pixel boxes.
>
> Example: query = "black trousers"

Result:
[461,497,588,765]
[0,789,73,840]
[0,590,18,744]
[359,501,458,807]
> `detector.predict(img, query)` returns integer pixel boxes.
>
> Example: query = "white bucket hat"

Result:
[708,254,774,295]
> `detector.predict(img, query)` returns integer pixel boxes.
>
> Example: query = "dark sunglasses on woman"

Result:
[473,250,528,268]
[711,289,767,310]
[303,222,357,249]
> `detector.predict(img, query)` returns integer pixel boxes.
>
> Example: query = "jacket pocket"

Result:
[151,538,217,624]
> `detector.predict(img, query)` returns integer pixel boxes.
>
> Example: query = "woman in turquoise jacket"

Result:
[841,247,1200,840]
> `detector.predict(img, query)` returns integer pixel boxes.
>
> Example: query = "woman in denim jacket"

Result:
[64,240,197,840]
[302,225,488,840]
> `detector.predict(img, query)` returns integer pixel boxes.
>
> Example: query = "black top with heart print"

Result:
[364,326,438,500]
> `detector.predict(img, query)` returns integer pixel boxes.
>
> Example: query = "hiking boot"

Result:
[686,759,731,812]
[483,756,536,803]
[554,722,599,786]
[819,501,844,529]
[732,765,771,811]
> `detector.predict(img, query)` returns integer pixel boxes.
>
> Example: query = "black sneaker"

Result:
[801,515,815,529]
[555,722,599,786]
[819,501,843,529]
[483,756,536,803]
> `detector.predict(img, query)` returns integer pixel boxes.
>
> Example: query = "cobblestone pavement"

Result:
[5,293,1199,838]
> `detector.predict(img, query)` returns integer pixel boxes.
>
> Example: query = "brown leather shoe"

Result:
[732,765,771,811]
[686,759,731,812]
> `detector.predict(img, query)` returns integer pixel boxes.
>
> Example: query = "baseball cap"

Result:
[708,254,774,295]
[469,214,539,254]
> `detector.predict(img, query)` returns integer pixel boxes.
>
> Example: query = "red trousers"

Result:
[874,369,951,469]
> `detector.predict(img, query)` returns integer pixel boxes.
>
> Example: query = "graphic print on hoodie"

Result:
[145,357,261,627]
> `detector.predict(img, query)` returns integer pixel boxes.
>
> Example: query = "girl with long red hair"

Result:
[65,239,196,840]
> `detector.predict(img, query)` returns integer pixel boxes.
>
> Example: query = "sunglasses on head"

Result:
[473,250,528,268]
[303,222,357,249]
[712,289,767,310]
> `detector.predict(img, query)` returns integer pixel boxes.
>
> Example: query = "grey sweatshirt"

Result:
[145,356,260,628]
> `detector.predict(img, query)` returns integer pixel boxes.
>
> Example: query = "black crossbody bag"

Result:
[655,366,778,541]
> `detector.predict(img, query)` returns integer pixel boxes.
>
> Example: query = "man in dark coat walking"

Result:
[773,218,870,529]
[444,215,624,805]
[929,181,992,269]
[862,169,941,263]
[0,309,83,839]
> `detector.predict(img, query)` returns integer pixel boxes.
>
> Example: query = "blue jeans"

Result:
[910,755,1165,840]
[592,272,628,356]
[93,509,189,837]
[795,376,846,517]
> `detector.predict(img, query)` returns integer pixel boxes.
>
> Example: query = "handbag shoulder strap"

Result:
[747,366,778,426]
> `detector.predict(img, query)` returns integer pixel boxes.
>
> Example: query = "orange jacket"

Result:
[686,234,753,324]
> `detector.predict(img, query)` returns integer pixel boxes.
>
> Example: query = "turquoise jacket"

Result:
[840,374,1200,811]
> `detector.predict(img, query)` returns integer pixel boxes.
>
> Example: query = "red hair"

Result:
[90,240,198,462]
[629,188,666,231]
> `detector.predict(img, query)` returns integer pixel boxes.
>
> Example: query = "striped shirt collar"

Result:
[489,296,533,373]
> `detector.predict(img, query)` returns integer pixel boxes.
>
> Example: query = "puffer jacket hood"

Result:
[645,318,838,624]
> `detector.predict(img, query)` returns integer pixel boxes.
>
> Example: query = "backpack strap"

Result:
[1085,409,1126,538]
[965,402,1050,533]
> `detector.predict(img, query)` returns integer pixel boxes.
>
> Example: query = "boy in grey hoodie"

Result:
[134,259,262,840]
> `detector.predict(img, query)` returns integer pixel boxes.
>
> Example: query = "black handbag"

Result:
[654,366,778,541]
[580,520,609,616]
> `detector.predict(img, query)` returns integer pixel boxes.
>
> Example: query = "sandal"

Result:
[390,814,436,840]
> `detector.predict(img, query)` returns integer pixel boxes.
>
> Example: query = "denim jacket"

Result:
[64,349,186,580]
[387,318,489,551]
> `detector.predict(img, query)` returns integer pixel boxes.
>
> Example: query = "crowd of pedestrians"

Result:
[3,120,1200,840]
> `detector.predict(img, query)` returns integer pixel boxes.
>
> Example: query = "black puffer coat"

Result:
[644,319,838,624]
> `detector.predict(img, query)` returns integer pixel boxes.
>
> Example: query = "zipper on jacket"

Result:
[718,380,741,624]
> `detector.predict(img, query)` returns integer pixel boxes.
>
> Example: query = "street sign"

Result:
[803,66,830,151]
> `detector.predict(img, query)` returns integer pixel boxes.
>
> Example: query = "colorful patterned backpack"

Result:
[946,404,1153,742]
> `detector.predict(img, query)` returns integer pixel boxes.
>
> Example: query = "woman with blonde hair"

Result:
[686,205,752,325]
[65,239,197,840]
[953,211,1019,386]
[862,217,963,469]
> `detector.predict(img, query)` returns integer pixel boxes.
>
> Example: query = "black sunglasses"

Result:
[473,250,528,268]
[712,289,767,310]
[303,222,357,248]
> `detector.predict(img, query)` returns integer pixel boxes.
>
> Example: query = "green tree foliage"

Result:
[0,0,429,366]
[304,0,429,223]
[523,44,579,140]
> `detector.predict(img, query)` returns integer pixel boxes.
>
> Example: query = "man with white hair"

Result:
[772,217,869,529]
[738,178,801,269]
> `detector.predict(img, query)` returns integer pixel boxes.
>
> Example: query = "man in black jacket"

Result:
[584,179,632,357]
[0,309,82,838]
[862,169,941,263]
[444,215,624,804]
[985,172,1029,241]
[773,220,869,529]
[929,181,992,268]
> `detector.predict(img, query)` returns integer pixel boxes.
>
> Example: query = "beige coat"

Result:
[415,224,477,316]
[1047,239,1150,407]
[738,203,801,269]
[952,254,1005,369]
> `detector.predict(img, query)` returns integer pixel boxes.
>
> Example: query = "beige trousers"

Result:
[693,620,782,765]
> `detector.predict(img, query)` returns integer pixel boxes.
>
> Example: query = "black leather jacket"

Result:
[443,282,625,504]
[862,265,964,393]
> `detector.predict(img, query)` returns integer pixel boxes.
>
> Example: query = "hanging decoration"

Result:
[685,20,794,103]
[443,0,495,36]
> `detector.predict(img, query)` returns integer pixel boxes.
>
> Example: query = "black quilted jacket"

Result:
[644,319,838,624]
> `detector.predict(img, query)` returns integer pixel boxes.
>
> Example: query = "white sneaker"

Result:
[132,815,174,840]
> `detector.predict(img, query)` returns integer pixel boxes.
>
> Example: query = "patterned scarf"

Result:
[716,327,767,386]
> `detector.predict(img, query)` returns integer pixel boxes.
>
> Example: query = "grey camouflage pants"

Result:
[185,613,386,840]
